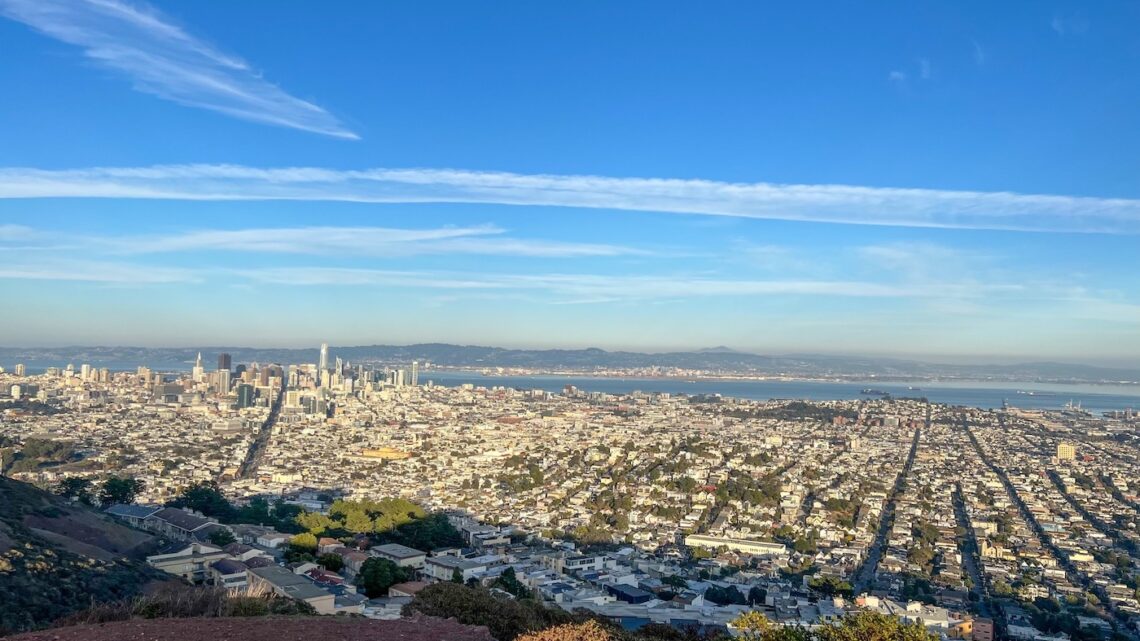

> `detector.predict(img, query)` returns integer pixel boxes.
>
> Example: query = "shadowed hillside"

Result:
[0,475,164,635]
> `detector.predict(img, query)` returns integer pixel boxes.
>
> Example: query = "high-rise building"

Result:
[80,363,91,380]
[218,370,232,394]
[411,361,419,387]
[236,383,255,408]
[217,353,232,372]
[14,363,26,376]
[192,352,205,382]
[318,342,329,387]
[1056,443,1076,461]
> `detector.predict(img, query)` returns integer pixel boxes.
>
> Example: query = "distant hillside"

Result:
[1,344,1137,383]
[0,476,162,634]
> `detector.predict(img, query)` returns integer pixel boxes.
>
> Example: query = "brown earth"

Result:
[7,617,495,641]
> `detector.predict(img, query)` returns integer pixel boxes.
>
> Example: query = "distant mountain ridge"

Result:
[1,344,1137,383]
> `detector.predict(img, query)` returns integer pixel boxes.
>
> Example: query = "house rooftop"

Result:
[373,543,426,559]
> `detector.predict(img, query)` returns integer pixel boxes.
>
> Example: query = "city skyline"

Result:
[2,2,1139,362]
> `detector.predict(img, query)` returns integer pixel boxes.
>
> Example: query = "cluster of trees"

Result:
[714,470,781,508]
[284,499,463,564]
[55,476,145,507]
[773,526,818,555]
[401,583,938,641]
[1020,596,1129,641]
[723,402,857,423]
[165,481,304,533]
[808,575,853,598]
[498,458,546,493]
[294,498,425,535]
[905,522,940,578]
[703,585,747,606]
[5,438,80,474]
[356,557,410,598]
[822,498,860,529]
[403,582,579,641]
[493,566,532,599]
[732,610,938,641]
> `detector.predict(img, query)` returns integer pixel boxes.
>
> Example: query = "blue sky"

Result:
[0,1,1138,364]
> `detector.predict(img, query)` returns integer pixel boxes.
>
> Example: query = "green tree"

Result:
[54,477,94,505]
[403,582,577,641]
[817,611,936,641]
[289,532,318,553]
[295,510,337,535]
[493,566,531,598]
[99,476,145,506]
[808,575,854,598]
[731,611,935,641]
[208,528,236,547]
[662,574,689,590]
[318,553,345,573]
[356,557,408,598]
[167,480,235,521]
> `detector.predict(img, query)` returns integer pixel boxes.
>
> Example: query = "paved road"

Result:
[966,417,1138,640]
[951,481,991,618]
[237,384,285,480]
[852,409,924,594]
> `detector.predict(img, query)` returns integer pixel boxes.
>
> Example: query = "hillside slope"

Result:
[0,476,163,634]
[6,616,494,641]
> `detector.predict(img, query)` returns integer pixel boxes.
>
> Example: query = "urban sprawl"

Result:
[2,344,1139,641]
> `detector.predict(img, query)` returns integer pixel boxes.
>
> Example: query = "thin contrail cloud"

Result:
[1,164,1139,233]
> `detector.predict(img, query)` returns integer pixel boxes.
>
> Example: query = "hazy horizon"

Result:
[1,340,1137,371]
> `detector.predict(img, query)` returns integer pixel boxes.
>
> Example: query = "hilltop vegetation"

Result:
[402,582,940,641]
[0,475,162,635]
[1,438,81,475]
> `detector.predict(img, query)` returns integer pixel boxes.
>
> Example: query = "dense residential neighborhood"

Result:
[2,359,1138,640]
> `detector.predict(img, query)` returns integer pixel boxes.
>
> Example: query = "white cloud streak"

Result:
[234,267,1010,301]
[2,164,1140,233]
[0,259,198,283]
[0,224,649,259]
[0,0,357,139]
[972,41,986,66]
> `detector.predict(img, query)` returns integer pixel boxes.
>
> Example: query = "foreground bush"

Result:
[733,610,937,641]
[518,621,614,641]
[403,582,583,641]
[56,583,315,626]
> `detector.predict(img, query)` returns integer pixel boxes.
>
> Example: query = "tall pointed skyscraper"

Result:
[192,352,205,382]
[318,342,329,386]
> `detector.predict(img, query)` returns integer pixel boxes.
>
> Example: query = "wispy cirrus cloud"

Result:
[234,266,1011,301]
[0,0,357,139]
[1051,13,1089,36]
[972,41,987,66]
[147,226,646,258]
[0,259,198,283]
[7,224,650,259]
[2,164,1140,233]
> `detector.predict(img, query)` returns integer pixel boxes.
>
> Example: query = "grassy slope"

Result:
[0,476,163,635]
